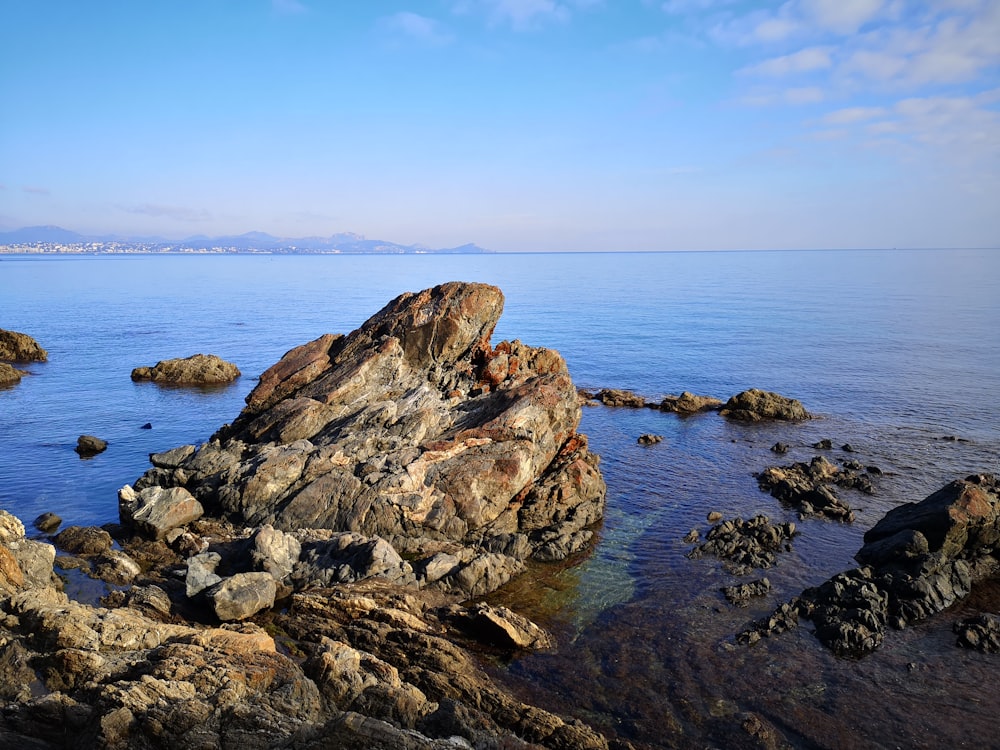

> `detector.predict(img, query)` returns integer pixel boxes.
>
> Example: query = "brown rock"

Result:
[719,389,811,422]
[660,391,723,414]
[131,353,240,385]
[0,362,26,386]
[0,329,47,362]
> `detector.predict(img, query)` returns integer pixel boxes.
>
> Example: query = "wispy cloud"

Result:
[739,46,834,76]
[22,186,50,196]
[821,106,889,125]
[379,12,454,46]
[119,204,212,222]
[454,0,574,30]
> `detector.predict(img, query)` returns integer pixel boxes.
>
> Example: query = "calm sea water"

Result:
[2,249,999,748]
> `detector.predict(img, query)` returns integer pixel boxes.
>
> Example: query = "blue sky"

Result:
[1,0,998,251]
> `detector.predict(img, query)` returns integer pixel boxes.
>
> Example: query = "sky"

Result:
[1,0,998,252]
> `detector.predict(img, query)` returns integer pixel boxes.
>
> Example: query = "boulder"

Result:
[0,510,26,544]
[132,283,605,596]
[637,433,663,445]
[453,603,552,650]
[250,524,301,580]
[687,515,796,574]
[119,484,204,540]
[291,532,415,589]
[131,353,240,385]
[185,551,223,597]
[659,391,722,415]
[53,526,113,555]
[0,362,26,386]
[74,435,107,457]
[0,329,47,362]
[755,455,873,522]
[205,571,277,621]
[33,512,62,533]
[719,389,811,422]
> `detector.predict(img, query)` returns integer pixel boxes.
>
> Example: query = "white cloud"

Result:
[821,106,889,124]
[379,12,454,45]
[458,0,572,29]
[271,0,307,15]
[802,0,884,34]
[739,46,833,76]
[741,85,825,106]
[119,204,212,222]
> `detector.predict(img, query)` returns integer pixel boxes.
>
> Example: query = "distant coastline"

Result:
[0,225,493,255]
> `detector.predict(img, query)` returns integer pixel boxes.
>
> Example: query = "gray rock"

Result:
[251,524,301,580]
[205,571,277,621]
[0,510,26,544]
[119,484,204,540]
[456,603,552,650]
[7,538,56,589]
[185,552,223,597]
[292,532,415,589]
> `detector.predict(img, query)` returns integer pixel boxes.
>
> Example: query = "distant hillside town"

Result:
[0,226,492,255]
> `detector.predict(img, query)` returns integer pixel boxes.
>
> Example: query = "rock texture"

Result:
[0,508,617,750]
[132,282,606,598]
[0,329,47,362]
[756,455,876,522]
[131,353,240,385]
[658,391,722,415]
[75,435,108,457]
[719,389,811,422]
[742,474,1000,657]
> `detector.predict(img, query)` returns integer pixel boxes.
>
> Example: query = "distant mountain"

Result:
[0,226,493,254]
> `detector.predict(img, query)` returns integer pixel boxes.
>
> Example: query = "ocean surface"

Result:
[2,249,999,748]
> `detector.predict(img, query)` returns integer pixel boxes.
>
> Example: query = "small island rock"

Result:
[75,435,108,457]
[0,362,27,386]
[0,329,47,362]
[131,353,240,385]
[720,389,811,422]
[659,391,723,415]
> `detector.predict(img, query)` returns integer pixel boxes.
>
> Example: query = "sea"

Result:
[1,249,999,749]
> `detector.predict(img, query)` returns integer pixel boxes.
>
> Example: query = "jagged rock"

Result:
[118,484,204,540]
[132,283,605,597]
[33,512,61,533]
[131,353,240,385]
[0,329,47,362]
[291,532,416,589]
[637,433,662,445]
[205,571,277,621]
[719,389,811,422]
[185,552,223,597]
[74,435,107,457]
[746,474,1000,657]
[0,511,26,544]
[722,578,771,607]
[659,391,722,414]
[593,388,648,408]
[756,455,872,522]
[91,550,142,585]
[813,439,832,450]
[770,442,789,454]
[0,363,27,386]
[7,539,57,590]
[955,614,1000,653]
[687,516,795,573]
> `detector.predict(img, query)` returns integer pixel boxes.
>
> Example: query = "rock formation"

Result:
[0,328,47,362]
[741,474,1000,657]
[75,435,108,457]
[658,391,722,415]
[755,455,876,522]
[0,362,26,386]
[130,283,605,600]
[131,353,240,385]
[719,389,811,422]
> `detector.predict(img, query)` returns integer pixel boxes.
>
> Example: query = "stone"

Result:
[756,455,872,522]
[719,389,811,422]
[0,329,47,362]
[687,515,795,573]
[131,283,605,596]
[659,391,723,415]
[74,435,107,457]
[812,439,832,449]
[0,362,27,386]
[119,484,204,540]
[0,510,26,543]
[185,552,224,597]
[53,525,113,555]
[33,512,62,533]
[770,442,789,454]
[593,388,648,408]
[955,614,1000,653]
[722,577,771,607]
[454,603,553,650]
[205,571,277,621]
[131,353,240,385]
[292,532,415,590]
[637,433,663,445]
[7,538,56,589]
[250,524,301,580]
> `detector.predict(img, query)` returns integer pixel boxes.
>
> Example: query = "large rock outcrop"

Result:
[133,282,606,598]
[131,353,240,385]
[0,329,47,362]
[719,389,810,422]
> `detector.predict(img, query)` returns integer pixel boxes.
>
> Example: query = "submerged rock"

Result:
[637,433,663,445]
[132,282,606,598]
[659,391,723,415]
[0,362,27,386]
[756,455,873,522]
[745,474,1000,657]
[593,388,648,408]
[0,329,47,362]
[131,353,240,385]
[719,389,811,422]
[687,515,796,574]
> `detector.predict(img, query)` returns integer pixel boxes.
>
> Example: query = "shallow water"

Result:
[1,249,998,748]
